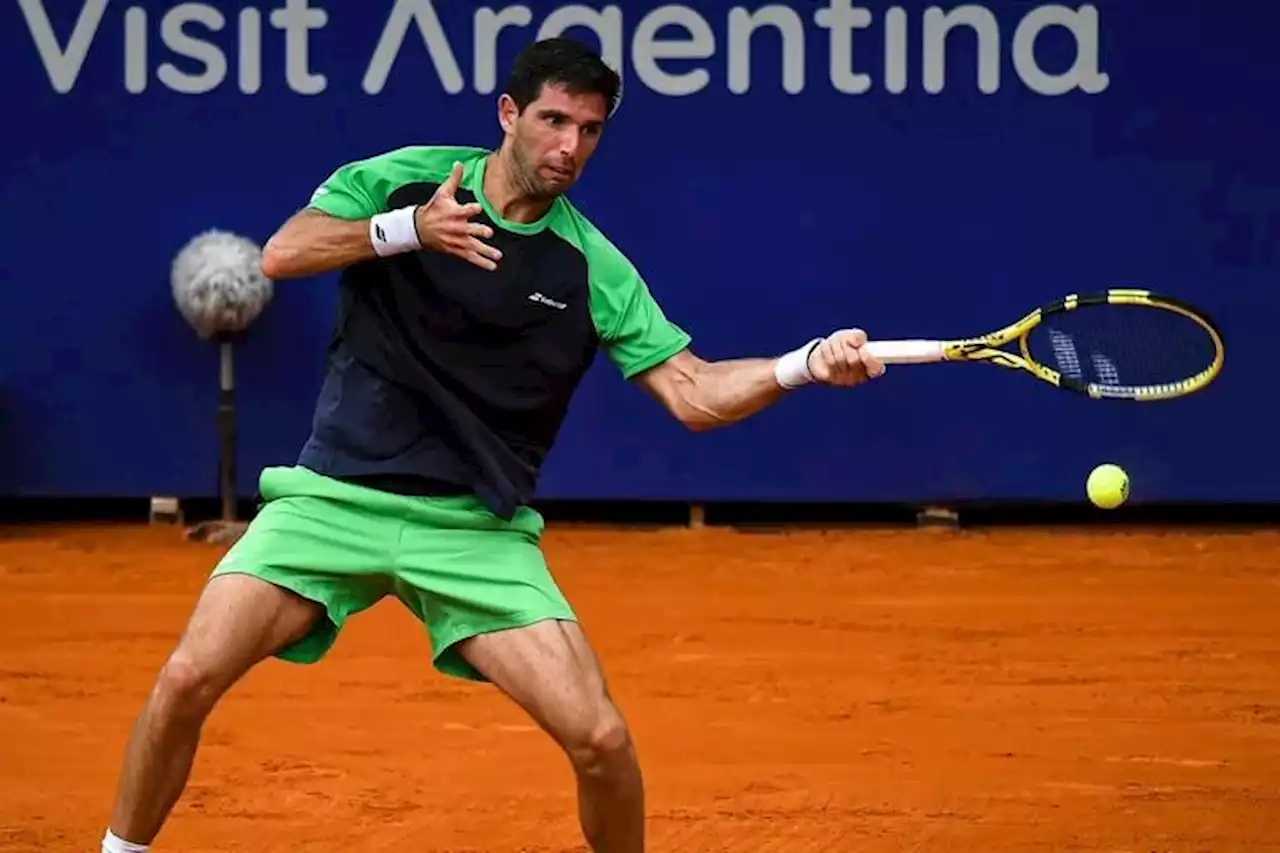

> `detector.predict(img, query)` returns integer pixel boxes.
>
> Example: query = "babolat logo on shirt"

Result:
[528,292,567,310]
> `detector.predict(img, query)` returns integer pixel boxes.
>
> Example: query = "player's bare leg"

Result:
[105,574,322,848]
[458,619,644,853]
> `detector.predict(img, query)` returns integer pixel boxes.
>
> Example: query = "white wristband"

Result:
[774,337,823,389]
[369,206,422,257]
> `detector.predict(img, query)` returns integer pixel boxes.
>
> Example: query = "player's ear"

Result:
[497,94,518,134]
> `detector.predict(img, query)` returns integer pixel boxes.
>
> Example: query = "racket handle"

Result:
[862,340,946,364]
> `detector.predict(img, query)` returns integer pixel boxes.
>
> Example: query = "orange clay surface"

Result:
[2,522,1279,852]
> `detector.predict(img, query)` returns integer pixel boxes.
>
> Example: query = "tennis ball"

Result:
[1086,463,1129,509]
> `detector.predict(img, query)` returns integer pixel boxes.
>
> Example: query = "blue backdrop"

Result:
[3,0,1277,503]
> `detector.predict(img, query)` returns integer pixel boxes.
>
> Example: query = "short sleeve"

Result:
[585,235,692,379]
[306,158,385,221]
[301,145,483,221]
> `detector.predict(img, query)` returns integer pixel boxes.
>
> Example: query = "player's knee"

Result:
[565,704,633,777]
[150,648,228,722]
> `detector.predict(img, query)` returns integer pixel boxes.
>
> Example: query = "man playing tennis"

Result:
[101,37,884,853]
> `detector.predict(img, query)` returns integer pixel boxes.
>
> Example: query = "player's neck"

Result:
[483,151,554,224]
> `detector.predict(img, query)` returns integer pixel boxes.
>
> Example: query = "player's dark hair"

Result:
[504,37,621,117]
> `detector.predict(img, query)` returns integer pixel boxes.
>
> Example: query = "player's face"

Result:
[502,83,608,198]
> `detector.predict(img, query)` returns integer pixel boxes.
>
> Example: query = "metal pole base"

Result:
[184,519,249,545]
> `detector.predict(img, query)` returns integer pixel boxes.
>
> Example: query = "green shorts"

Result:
[210,465,575,682]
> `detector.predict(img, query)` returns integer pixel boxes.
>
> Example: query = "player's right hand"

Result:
[807,328,886,387]
[415,162,503,271]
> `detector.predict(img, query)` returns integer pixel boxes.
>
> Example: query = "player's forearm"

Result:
[670,356,789,430]
[260,209,381,280]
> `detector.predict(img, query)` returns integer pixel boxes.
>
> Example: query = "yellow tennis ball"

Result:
[1087,463,1129,509]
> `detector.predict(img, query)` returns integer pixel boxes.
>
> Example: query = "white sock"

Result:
[102,829,149,853]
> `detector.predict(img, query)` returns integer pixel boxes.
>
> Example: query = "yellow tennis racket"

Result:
[863,289,1224,401]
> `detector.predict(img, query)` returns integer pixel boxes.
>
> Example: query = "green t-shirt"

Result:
[297,145,691,519]
[308,145,691,379]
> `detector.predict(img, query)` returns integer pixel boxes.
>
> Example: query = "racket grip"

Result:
[863,340,946,364]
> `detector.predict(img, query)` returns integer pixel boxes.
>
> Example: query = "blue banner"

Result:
[3,1,1277,502]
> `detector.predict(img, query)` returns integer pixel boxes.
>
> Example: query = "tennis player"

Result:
[101,37,884,853]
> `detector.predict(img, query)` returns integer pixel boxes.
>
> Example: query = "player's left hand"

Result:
[807,329,885,387]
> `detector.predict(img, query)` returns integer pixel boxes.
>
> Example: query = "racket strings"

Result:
[1028,305,1218,390]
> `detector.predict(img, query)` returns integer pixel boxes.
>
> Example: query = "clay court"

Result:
[2,521,1278,851]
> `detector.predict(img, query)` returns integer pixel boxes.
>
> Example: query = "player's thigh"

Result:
[457,618,626,757]
[392,497,575,682]
[206,465,400,666]
[163,572,323,701]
